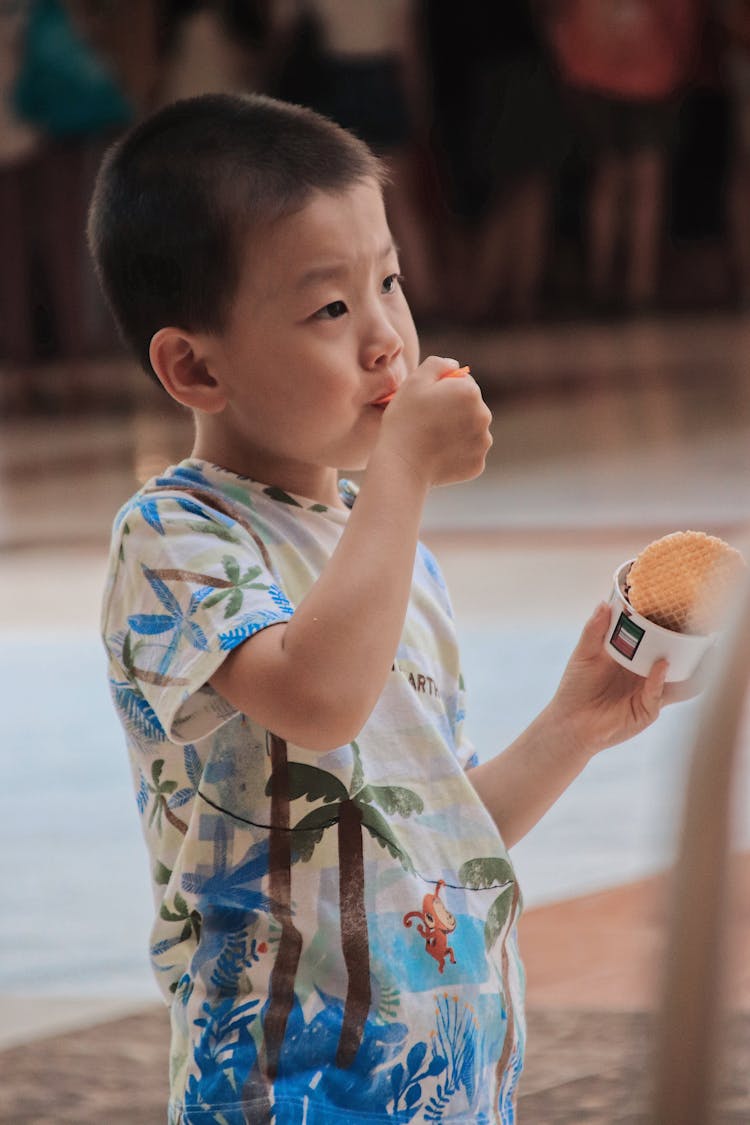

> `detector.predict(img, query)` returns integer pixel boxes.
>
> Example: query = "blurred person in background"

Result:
[154,0,268,108]
[718,0,750,306]
[545,0,704,315]
[1,0,137,409]
[422,0,568,325]
[0,0,42,411]
[268,0,438,319]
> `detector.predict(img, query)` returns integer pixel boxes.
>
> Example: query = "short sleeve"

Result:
[103,494,294,743]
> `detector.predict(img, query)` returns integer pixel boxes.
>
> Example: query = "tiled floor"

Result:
[2,313,749,1119]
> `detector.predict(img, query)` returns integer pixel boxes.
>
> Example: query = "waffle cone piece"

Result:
[626,531,746,635]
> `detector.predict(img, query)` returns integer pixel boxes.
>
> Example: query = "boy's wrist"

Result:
[365,437,433,501]
[536,699,600,767]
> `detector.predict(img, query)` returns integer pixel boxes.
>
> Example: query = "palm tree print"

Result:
[127,565,210,678]
[158,891,202,949]
[272,742,423,1069]
[458,856,519,1123]
[146,758,189,836]
[200,555,269,619]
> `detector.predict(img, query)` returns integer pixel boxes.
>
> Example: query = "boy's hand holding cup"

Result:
[377,357,493,488]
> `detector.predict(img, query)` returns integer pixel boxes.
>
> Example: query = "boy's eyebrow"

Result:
[294,240,398,290]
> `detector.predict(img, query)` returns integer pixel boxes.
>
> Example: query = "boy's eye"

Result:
[315,300,348,320]
[382,273,404,294]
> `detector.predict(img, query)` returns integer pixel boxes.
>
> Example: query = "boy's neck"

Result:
[190,434,347,510]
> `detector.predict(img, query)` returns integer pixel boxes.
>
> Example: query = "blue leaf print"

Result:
[168,787,195,809]
[183,841,273,916]
[390,1040,446,1120]
[139,500,165,535]
[210,931,265,998]
[418,543,446,589]
[183,997,261,1118]
[142,566,183,617]
[268,584,294,614]
[423,995,481,1120]
[136,771,150,814]
[276,991,409,1119]
[157,466,209,488]
[190,585,215,608]
[112,683,167,742]
[127,613,175,635]
[132,566,218,676]
[219,610,286,651]
[151,936,183,957]
[405,1084,421,1109]
[188,588,210,615]
[407,1041,427,1076]
[184,744,202,787]
[187,619,210,651]
[176,498,214,519]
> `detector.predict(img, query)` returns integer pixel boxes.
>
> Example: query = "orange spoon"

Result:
[374,365,471,406]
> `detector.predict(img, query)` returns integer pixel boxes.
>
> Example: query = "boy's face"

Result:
[200,178,419,501]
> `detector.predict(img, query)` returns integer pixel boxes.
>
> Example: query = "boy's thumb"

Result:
[421,356,461,383]
[576,602,612,658]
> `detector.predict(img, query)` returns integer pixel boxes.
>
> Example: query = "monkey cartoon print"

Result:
[403,879,458,973]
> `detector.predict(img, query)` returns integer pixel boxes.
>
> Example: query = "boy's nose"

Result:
[362,313,403,370]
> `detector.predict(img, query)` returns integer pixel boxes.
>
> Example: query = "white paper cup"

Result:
[605,560,715,682]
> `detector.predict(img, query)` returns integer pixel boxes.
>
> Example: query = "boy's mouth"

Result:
[371,387,400,407]
[370,365,470,408]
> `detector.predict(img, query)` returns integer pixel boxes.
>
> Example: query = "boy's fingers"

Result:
[418,356,461,383]
[643,658,668,704]
[575,602,612,658]
[435,357,460,376]
[442,364,472,380]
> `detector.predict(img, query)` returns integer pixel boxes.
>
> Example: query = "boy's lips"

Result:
[372,365,471,407]
[371,385,400,407]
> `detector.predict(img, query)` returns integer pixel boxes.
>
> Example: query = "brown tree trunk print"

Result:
[494,880,521,1123]
[143,485,274,569]
[160,797,188,835]
[263,733,303,1080]
[336,798,371,1068]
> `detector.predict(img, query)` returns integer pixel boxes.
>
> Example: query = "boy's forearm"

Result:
[279,444,430,733]
[465,706,594,849]
[467,603,676,847]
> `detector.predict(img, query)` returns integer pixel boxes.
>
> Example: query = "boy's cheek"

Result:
[401,320,420,372]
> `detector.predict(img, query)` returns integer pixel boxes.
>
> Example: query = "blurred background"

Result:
[2,1,750,1121]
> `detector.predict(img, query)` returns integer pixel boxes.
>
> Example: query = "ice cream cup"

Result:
[605,560,716,682]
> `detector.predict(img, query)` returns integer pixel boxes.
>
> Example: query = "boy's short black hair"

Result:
[87,93,385,378]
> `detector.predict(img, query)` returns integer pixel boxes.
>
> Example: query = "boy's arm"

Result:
[466,603,697,849]
[209,358,492,751]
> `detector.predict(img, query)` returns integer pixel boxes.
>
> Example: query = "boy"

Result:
[90,94,676,1123]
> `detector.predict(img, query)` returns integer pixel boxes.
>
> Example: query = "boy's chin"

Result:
[339,458,368,474]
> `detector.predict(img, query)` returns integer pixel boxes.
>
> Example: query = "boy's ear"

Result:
[149,327,227,414]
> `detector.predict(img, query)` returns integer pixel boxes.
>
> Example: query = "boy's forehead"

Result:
[243,180,392,297]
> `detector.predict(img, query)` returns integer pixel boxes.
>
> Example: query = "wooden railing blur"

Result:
[651,574,750,1124]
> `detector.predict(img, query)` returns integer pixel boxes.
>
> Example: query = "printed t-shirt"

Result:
[101,458,525,1123]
